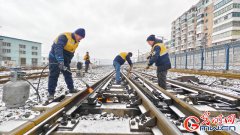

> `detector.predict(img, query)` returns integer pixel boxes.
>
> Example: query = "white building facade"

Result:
[212,0,240,45]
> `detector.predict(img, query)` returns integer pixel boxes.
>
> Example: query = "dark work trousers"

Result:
[48,57,74,95]
[156,67,168,89]
[85,63,89,73]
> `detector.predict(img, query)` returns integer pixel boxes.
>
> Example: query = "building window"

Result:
[19,50,26,54]
[212,30,240,41]
[214,3,240,18]
[214,12,240,25]
[20,58,26,66]
[233,3,240,8]
[32,46,38,50]
[32,58,38,66]
[32,52,38,55]
[2,57,11,60]
[232,12,240,17]
[2,42,11,47]
[214,0,232,11]
[19,44,26,49]
[2,49,11,53]
[213,21,240,32]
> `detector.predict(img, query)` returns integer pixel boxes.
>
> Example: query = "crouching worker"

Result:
[113,52,133,84]
[48,28,85,100]
[146,35,171,89]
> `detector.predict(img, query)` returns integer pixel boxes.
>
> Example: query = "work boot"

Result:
[69,89,78,93]
[47,94,54,101]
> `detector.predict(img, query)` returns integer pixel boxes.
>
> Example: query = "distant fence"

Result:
[169,41,240,71]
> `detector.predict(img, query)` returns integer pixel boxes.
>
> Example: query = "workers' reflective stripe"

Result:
[54,32,79,53]
[119,52,128,60]
[151,43,168,56]
[49,53,55,58]
[49,53,63,61]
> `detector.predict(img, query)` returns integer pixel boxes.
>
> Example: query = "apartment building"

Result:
[212,0,240,45]
[173,18,181,52]
[171,21,176,51]
[180,13,188,51]
[0,35,42,67]
[196,0,214,48]
[164,40,175,53]
[171,6,197,53]
[171,0,240,53]
[42,56,49,66]
[187,6,197,51]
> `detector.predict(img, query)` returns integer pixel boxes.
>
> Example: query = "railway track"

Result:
[0,69,80,84]
[0,72,49,84]
[135,71,240,106]
[169,69,240,80]
[130,71,238,135]
[6,70,238,135]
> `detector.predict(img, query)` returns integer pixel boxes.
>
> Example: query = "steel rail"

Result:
[133,71,231,135]
[169,68,240,80]
[122,71,183,135]
[10,71,114,135]
[0,70,78,84]
[136,71,240,101]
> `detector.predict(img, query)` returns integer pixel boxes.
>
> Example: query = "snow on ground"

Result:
[0,66,113,124]
[137,69,240,96]
[0,69,50,76]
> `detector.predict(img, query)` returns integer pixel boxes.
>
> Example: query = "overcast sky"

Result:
[0,0,198,60]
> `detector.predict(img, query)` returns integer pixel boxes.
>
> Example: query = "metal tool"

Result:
[64,68,90,88]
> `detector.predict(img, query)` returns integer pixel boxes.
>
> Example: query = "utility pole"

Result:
[137,49,139,62]
[0,26,3,66]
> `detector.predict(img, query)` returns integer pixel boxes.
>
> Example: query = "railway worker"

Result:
[83,52,91,73]
[113,52,133,84]
[145,35,171,89]
[48,28,85,100]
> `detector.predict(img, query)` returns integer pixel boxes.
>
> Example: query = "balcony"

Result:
[181,46,187,51]
[188,26,195,32]
[182,25,188,31]
[180,41,187,46]
[176,33,181,38]
[188,32,195,38]
[187,42,195,49]
[196,25,204,34]
[195,40,203,47]
[188,36,195,41]
[181,29,187,34]
[181,34,187,40]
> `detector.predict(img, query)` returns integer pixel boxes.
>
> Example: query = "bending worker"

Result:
[113,52,133,84]
[83,52,91,73]
[146,35,171,89]
[48,28,85,100]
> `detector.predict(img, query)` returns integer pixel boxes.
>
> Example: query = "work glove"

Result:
[58,62,67,71]
[146,55,152,60]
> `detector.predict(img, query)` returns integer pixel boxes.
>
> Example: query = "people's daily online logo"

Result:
[183,111,238,132]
